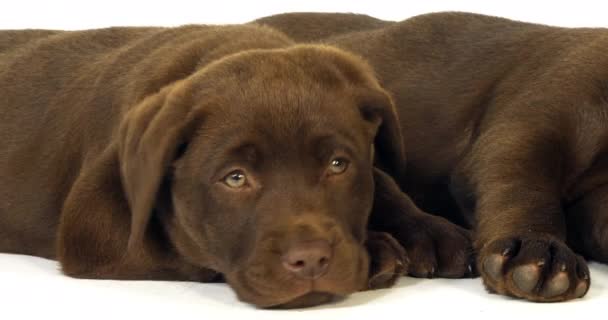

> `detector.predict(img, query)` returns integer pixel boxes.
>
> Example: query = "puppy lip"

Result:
[234,264,360,308]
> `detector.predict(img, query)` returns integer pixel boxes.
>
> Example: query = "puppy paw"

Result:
[394,215,477,279]
[479,235,590,302]
[366,231,408,289]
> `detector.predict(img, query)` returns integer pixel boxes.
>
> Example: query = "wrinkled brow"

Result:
[311,135,358,163]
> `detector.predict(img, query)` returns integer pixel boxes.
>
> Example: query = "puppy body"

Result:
[2,23,446,308]
[257,12,608,301]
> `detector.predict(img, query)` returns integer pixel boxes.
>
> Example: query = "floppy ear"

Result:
[359,89,407,182]
[118,84,204,255]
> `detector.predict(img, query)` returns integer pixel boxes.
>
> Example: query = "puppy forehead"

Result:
[179,96,365,174]
[202,101,361,155]
[201,66,368,141]
[218,45,376,85]
[187,45,378,101]
[182,44,381,122]
[180,46,376,164]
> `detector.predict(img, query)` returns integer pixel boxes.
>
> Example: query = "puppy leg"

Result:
[567,184,608,264]
[369,168,476,278]
[471,123,590,302]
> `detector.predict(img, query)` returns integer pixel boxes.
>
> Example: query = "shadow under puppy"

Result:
[0,23,473,307]
[256,11,608,302]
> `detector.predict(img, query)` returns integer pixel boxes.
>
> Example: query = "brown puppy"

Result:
[254,12,391,42]
[0,23,472,307]
[256,11,608,302]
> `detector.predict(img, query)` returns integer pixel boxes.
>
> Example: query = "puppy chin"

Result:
[225,270,312,308]
[233,282,338,309]
[271,292,337,309]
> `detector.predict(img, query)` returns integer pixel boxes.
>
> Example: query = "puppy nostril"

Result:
[319,257,328,267]
[281,240,332,279]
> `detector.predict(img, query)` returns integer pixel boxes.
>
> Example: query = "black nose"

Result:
[281,240,332,279]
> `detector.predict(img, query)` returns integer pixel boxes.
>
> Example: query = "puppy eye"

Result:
[328,158,349,175]
[223,170,247,188]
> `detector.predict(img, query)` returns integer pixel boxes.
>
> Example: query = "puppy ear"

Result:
[359,89,406,182]
[118,84,204,255]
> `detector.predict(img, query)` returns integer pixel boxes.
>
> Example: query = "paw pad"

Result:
[479,236,590,302]
[512,264,541,293]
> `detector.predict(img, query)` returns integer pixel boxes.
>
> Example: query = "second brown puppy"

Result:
[256,11,608,302]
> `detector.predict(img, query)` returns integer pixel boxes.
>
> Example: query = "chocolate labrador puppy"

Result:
[0,23,472,308]
[256,11,608,302]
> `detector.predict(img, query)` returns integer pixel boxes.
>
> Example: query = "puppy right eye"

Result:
[223,170,247,188]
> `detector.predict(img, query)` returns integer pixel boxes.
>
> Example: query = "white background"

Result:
[2,1,608,319]
[1,0,608,29]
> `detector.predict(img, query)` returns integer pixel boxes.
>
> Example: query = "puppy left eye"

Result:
[328,158,349,175]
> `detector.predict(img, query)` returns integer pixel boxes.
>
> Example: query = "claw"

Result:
[395,259,403,268]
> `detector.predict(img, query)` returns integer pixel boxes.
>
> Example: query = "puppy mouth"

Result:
[232,276,344,309]
[226,242,369,308]
[227,271,323,308]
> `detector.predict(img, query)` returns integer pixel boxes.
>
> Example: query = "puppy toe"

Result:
[573,256,590,298]
[574,281,589,298]
[542,269,569,298]
[398,217,474,279]
[483,253,506,281]
[409,260,437,278]
[366,231,408,289]
[512,263,541,294]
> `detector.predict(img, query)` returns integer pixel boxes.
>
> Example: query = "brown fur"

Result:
[256,11,608,302]
[0,22,472,308]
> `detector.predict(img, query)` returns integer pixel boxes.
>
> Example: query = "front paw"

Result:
[366,231,408,289]
[479,235,590,302]
[395,216,476,278]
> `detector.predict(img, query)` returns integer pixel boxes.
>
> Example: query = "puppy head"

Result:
[118,45,405,308]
